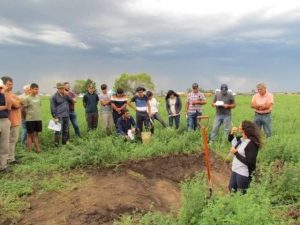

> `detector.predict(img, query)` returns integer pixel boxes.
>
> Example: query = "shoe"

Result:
[8,159,21,165]
[0,167,12,174]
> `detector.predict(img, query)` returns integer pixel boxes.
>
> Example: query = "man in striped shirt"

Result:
[185,83,207,131]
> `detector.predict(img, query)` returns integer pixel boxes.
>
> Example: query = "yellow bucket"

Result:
[141,131,152,144]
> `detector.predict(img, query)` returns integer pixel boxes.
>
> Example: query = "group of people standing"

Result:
[1,75,274,193]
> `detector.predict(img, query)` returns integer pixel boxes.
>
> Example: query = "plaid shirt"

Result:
[186,91,206,112]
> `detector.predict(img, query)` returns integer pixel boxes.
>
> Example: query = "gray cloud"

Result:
[0,0,300,93]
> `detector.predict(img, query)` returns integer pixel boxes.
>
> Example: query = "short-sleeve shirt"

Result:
[0,93,9,118]
[213,92,235,115]
[111,95,128,112]
[131,95,148,112]
[24,95,42,121]
[99,94,112,113]
[186,91,206,112]
[251,92,274,114]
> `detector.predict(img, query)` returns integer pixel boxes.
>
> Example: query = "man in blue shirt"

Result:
[117,109,136,139]
[128,87,151,135]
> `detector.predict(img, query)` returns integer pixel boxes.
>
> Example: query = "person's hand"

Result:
[230,146,237,154]
[223,104,229,109]
[54,118,59,124]
[231,127,238,134]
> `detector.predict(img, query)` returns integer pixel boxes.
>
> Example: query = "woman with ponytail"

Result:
[228,120,262,193]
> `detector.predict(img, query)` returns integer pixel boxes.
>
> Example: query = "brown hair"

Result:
[241,120,262,149]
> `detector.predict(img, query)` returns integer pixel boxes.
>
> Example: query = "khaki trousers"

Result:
[0,118,11,169]
[102,113,114,129]
[8,125,20,161]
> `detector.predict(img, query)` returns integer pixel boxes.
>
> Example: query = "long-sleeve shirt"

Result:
[166,97,182,115]
[50,92,73,118]
[228,134,259,177]
[83,92,99,113]
[117,116,136,136]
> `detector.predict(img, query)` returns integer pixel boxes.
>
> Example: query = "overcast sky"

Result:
[1,0,300,93]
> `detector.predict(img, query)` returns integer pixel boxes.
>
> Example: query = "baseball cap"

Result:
[192,83,199,88]
[220,84,228,93]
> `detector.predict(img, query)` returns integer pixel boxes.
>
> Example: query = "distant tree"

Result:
[73,80,85,94]
[114,73,155,94]
[82,79,96,93]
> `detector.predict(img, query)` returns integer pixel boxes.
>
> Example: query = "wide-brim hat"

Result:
[54,82,65,89]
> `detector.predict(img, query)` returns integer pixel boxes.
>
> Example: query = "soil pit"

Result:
[20,152,230,225]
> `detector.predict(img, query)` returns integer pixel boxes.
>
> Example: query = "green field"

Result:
[0,94,299,224]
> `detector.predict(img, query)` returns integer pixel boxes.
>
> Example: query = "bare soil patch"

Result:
[20,152,230,225]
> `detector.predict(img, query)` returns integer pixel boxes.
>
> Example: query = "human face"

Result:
[137,91,144,97]
[124,111,130,119]
[257,87,266,96]
[192,87,199,93]
[57,87,65,95]
[102,88,107,94]
[88,86,95,94]
[170,94,175,99]
[31,87,39,96]
[24,87,31,95]
[4,80,13,91]
[64,83,71,91]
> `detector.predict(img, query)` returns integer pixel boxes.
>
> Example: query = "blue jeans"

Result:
[21,119,27,145]
[187,111,201,131]
[210,114,231,141]
[229,171,250,194]
[169,115,180,129]
[69,111,81,136]
[254,113,272,137]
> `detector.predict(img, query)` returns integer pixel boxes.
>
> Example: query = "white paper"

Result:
[215,101,224,106]
[48,120,62,131]
[127,130,134,140]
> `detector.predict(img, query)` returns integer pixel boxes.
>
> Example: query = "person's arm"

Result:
[82,95,87,108]
[233,142,258,170]
[65,94,74,104]
[166,99,171,115]
[251,95,259,110]
[223,95,235,109]
[147,100,151,115]
[127,97,136,111]
[100,96,111,106]
[177,97,182,113]
[192,94,207,105]
[11,95,22,109]
[211,95,217,107]
[50,96,57,118]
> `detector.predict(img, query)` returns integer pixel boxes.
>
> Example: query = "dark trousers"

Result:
[113,111,122,128]
[136,111,150,134]
[55,117,69,145]
[86,112,98,130]
[150,112,167,133]
[169,115,180,129]
[69,111,81,136]
[228,171,250,194]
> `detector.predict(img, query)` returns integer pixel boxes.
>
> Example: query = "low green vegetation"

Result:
[0,94,299,224]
